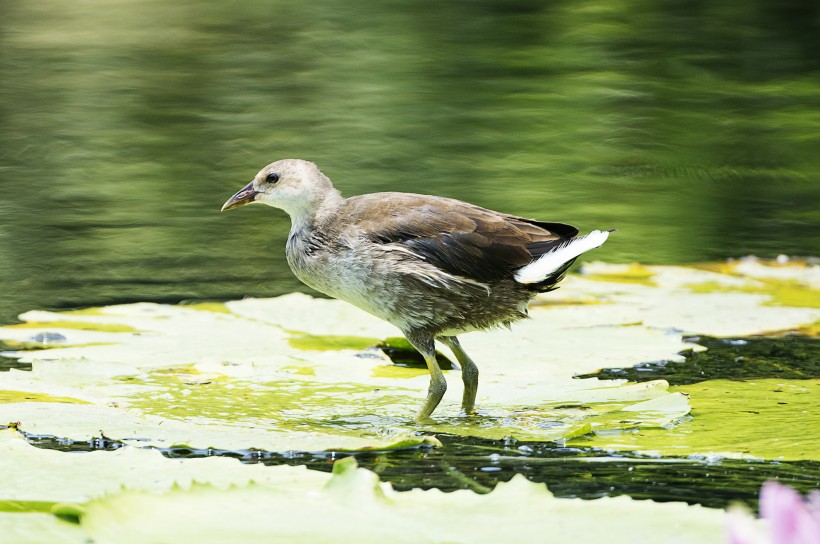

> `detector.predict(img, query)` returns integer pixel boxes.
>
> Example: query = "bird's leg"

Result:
[439,336,479,414]
[405,333,447,421]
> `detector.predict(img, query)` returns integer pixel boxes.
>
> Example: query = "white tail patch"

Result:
[514,230,611,284]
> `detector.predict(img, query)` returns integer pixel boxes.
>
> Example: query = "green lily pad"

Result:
[0,293,698,450]
[3,321,139,333]
[0,390,89,405]
[0,430,742,542]
[0,429,328,503]
[687,280,820,309]
[0,261,816,453]
[687,260,820,308]
[0,512,87,544]
[0,260,816,540]
[73,462,731,544]
[572,378,820,460]
[287,333,382,351]
[581,262,658,286]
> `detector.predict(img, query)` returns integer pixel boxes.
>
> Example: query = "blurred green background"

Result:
[1,0,819,325]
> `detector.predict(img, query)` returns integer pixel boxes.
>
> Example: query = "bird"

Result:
[221,159,611,420]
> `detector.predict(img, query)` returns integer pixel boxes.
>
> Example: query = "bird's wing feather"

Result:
[340,193,578,282]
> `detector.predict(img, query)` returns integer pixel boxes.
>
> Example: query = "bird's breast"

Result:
[286,231,367,298]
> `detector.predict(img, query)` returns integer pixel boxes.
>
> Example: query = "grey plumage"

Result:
[222,159,610,419]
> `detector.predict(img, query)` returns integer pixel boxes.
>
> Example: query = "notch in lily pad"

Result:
[51,502,86,524]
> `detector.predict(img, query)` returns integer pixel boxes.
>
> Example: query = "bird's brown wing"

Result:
[341,193,578,282]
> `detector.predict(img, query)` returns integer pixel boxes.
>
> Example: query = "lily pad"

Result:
[0,430,741,543]
[72,460,730,544]
[0,513,87,544]
[0,260,816,541]
[0,294,697,450]
[0,428,328,503]
[0,440,737,544]
[0,261,816,454]
[573,378,820,460]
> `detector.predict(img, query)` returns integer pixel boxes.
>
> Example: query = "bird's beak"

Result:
[221,182,259,212]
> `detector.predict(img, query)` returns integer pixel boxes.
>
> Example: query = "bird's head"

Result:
[221,159,339,220]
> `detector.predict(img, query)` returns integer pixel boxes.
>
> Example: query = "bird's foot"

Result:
[413,413,435,425]
[458,407,479,417]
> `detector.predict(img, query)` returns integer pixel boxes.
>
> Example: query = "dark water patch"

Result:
[378,337,457,370]
[0,342,32,372]
[8,426,818,511]
[23,432,126,453]
[0,357,31,372]
[576,335,820,385]
[0,355,31,372]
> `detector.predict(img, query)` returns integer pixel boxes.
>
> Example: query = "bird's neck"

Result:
[287,188,344,235]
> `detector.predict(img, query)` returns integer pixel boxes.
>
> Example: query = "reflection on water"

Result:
[16,428,820,511]
[1,0,819,323]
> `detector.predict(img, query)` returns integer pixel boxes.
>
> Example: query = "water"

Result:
[1,0,819,325]
[13,428,820,511]
[577,335,820,384]
[1,0,819,509]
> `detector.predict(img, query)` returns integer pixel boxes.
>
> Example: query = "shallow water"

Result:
[577,335,820,385]
[1,0,819,325]
[12,428,820,512]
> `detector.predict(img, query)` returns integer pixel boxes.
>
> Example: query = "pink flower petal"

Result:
[759,481,820,544]
[726,507,767,544]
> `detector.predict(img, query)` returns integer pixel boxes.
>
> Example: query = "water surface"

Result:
[1,0,819,325]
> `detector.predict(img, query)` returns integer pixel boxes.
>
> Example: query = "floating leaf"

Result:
[0,429,328,503]
[72,465,732,544]
[0,430,743,543]
[0,512,87,544]
[0,293,697,450]
[573,379,820,460]
[0,261,816,453]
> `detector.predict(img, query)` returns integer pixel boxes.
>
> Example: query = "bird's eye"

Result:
[266,172,280,183]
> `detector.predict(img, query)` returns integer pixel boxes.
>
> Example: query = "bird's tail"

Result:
[514,229,613,285]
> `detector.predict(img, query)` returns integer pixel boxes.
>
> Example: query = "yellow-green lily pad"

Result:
[0,512,87,544]
[1,452,735,544]
[572,378,820,460]
[0,430,742,543]
[0,293,698,450]
[0,429,329,503]
[0,261,817,453]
